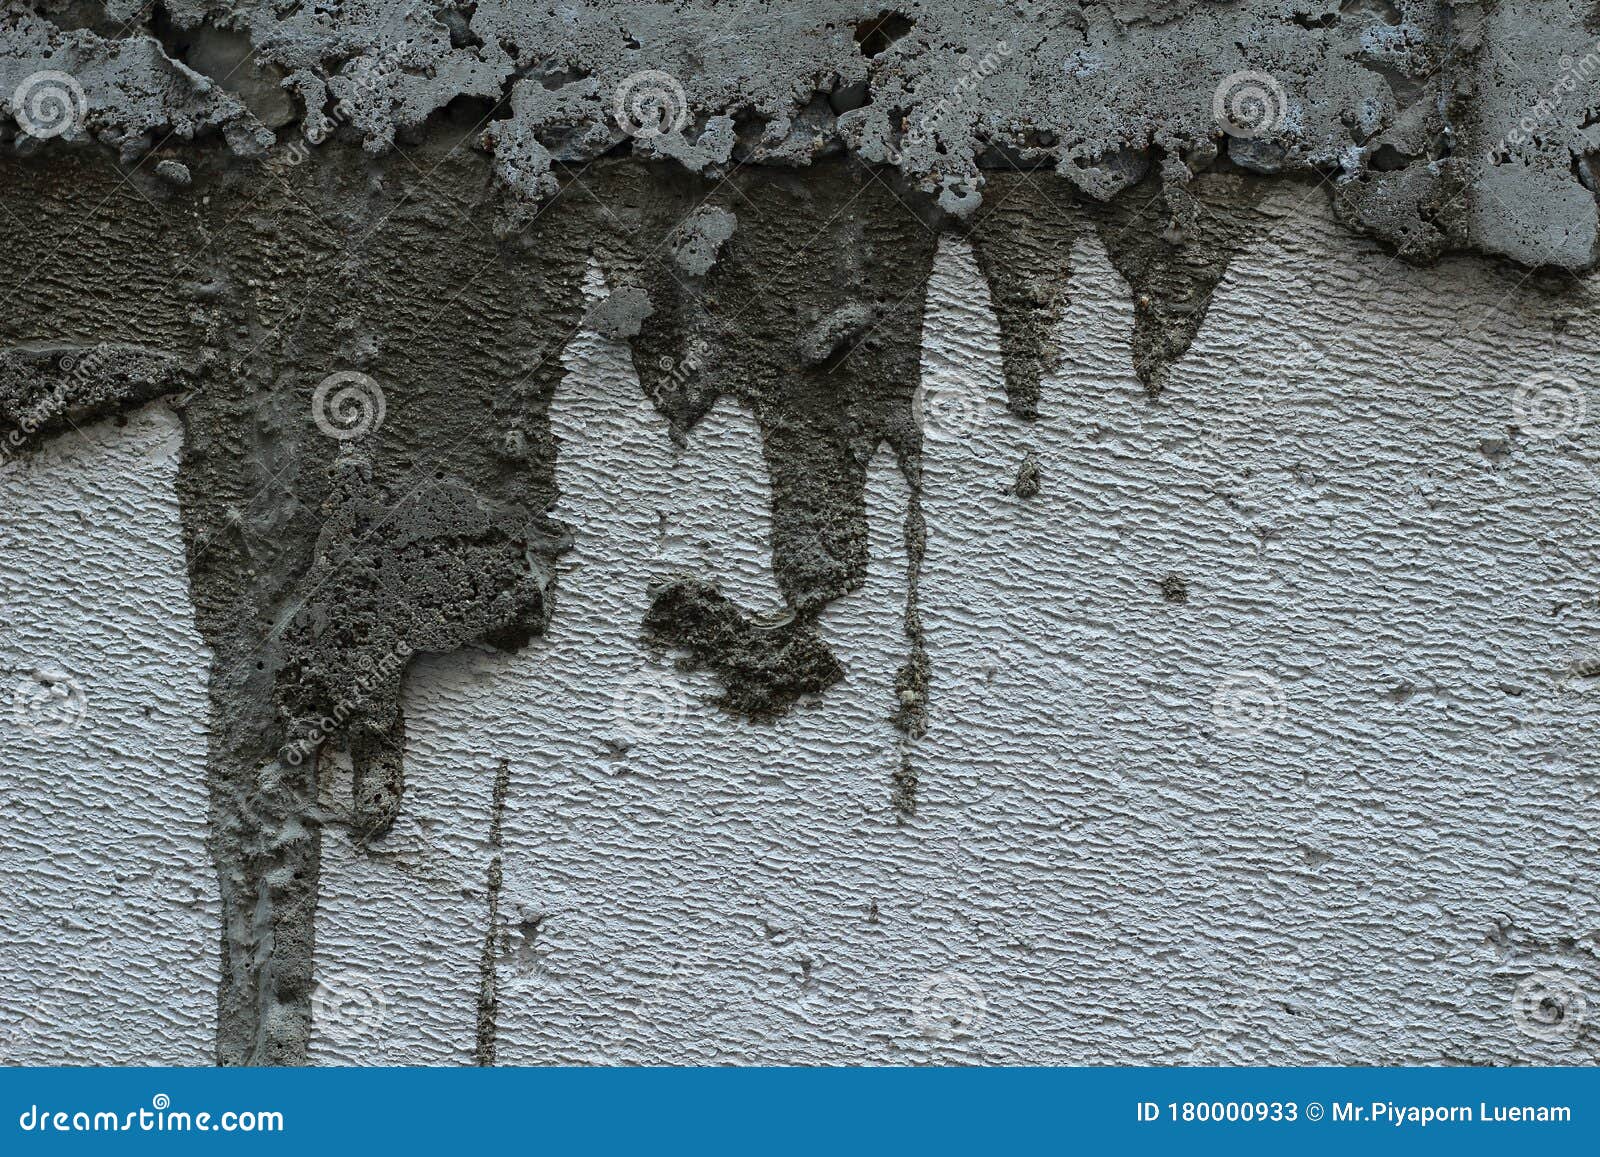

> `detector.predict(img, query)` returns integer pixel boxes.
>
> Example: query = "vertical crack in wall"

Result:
[475,757,510,1067]
[891,470,928,821]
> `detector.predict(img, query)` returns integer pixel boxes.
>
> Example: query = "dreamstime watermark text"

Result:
[1495,40,1600,157]
[17,1093,283,1134]
[2,347,120,466]
[264,2,427,174]
[887,40,1012,163]
[283,641,412,766]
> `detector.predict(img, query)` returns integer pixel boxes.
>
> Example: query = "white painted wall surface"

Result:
[6,188,1600,1065]
[0,406,217,1065]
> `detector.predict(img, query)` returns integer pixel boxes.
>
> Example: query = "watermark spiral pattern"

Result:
[313,371,387,441]
[609,669,689,744]
[11,71,87,140]
[1210,670,1286,739]
[911,971,988,1041]
[1512,373,1586,440]
[1511,971,1587,1042]
[915,380,987,442]
[10,671,87,738]
[613,70,689,139]
[311,969,388,1048]
[1212,70,1287,139]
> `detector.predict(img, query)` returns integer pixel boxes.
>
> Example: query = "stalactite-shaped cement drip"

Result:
[963,167,1269,404]
[964,171,1080,420]
[1090,168,1271,397]
[0,142,1280,1064]
[170,142,599,1064]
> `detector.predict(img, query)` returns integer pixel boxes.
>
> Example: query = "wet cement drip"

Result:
[964,171,1080,420]
[1089,169,1272,398]
[641,579,844,719]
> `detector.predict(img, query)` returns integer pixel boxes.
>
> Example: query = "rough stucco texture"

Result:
[1,406,216,1065]
[5,189,1600,1064]
[6,0,1600,264]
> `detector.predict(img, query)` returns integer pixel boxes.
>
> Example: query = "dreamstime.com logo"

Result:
[16,1094,284,1134]
[9,669,87,738]
[911,971,988,1041]
[613,70,689,139]
[609,668,689,744]
[310,969,388,1049]
[1511,971,1588,1043]
[9,70,87,140]
[1212,70,1287,139]
[313,371,387,440]
[1210,670,1286,738]
[1511,373,1586,440]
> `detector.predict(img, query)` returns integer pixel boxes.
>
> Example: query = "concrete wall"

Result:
[4,184,1596,1064]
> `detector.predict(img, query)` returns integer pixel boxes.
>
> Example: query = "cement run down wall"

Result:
[3,184,1598,1064]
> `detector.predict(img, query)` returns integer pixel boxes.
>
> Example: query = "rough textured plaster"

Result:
[267,199,1600,1064]
[2,163,1598,1068]
[310,268,793,1063]
[912,216,1600,1065]
[0,406,216,1065]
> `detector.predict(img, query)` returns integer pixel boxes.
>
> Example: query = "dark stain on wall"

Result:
[1090,171,1271,397]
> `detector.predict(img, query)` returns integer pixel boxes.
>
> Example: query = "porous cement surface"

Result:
[3,3,1599,263]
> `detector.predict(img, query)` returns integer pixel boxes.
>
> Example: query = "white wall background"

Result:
[5,186,1599,1065]
[0,406,216,1065]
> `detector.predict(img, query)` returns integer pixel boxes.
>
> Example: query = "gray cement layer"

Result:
[3,2,1599,265]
